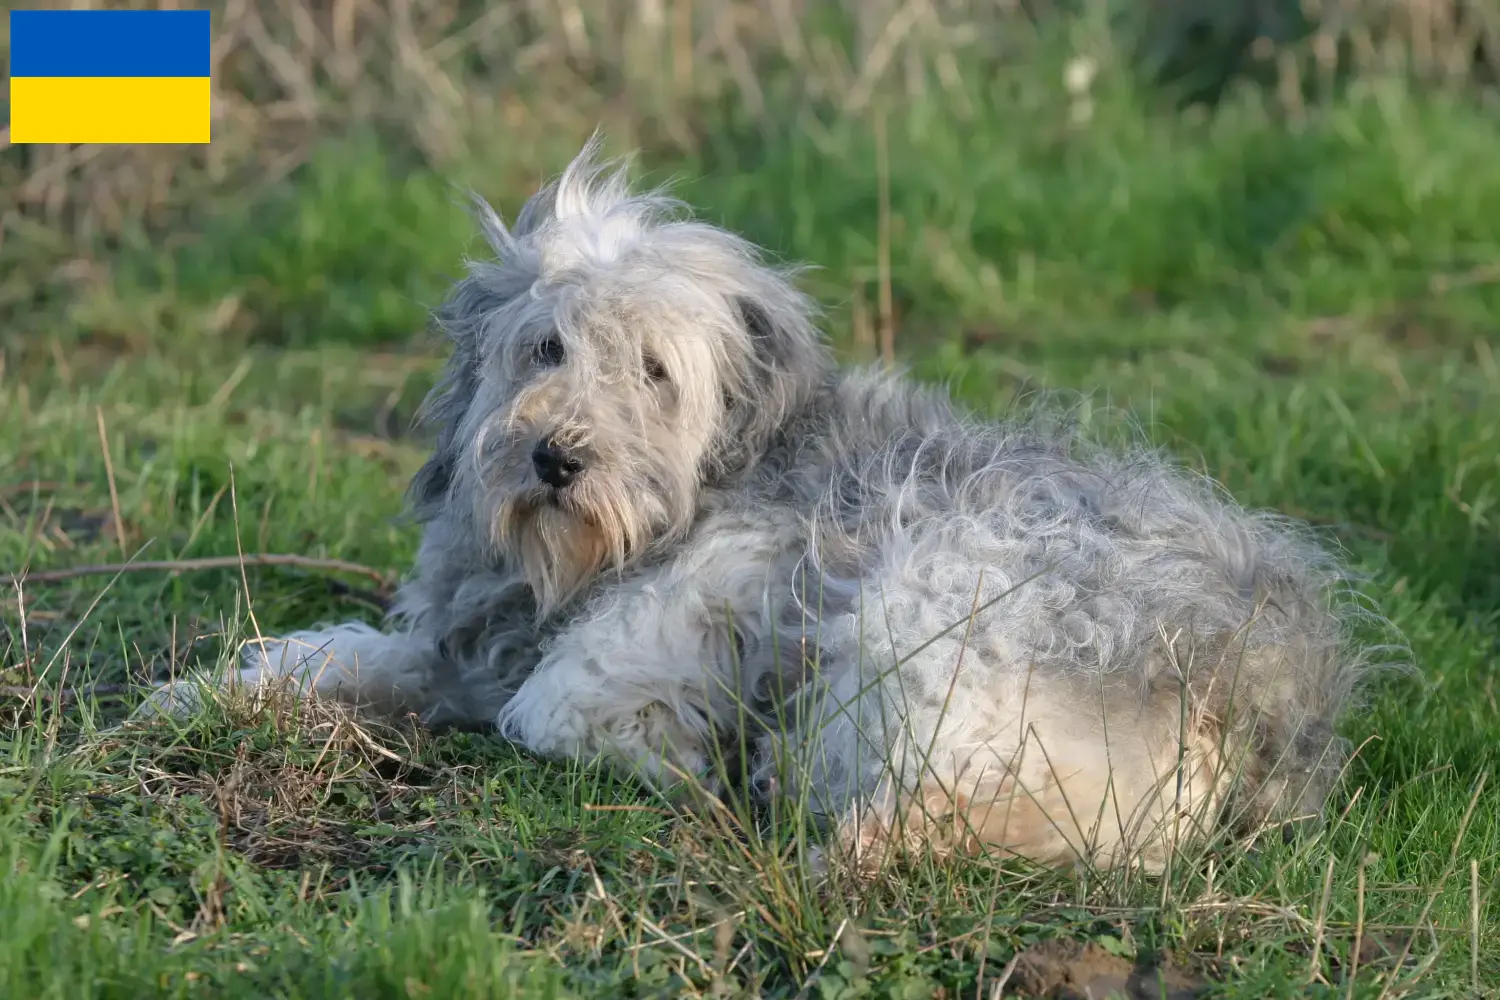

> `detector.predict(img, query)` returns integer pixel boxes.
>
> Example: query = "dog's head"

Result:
[410,136,830,614]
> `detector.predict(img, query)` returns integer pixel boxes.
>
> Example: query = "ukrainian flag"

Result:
[9,9,211,144]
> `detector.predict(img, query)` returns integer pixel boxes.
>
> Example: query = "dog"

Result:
[140,136,1384,873]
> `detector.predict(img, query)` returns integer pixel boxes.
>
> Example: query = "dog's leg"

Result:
[135,623,441,723]
[495,575,746,787]
[773,667,1232,875]
[496,512,799,788]
[757,558,1236,875]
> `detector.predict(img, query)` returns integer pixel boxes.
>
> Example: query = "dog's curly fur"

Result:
[141,137,1389,872]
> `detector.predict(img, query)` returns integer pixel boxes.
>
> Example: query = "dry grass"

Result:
[99,686,434,871]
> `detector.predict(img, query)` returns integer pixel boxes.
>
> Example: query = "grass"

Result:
[3,1,1499,996]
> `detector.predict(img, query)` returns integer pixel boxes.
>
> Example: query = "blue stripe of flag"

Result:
[9,10,211,78]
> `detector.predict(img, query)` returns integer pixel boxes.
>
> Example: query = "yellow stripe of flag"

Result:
[10,77,211,145]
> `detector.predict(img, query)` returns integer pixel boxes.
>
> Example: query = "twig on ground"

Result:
[1,683,132,703]
[0,481,64,498]
[321,577,396,612]
[7,554,396,593]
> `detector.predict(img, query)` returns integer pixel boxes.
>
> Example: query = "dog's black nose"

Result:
[531,438,584,489]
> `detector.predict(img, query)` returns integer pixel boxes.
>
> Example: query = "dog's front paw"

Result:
[129,637,306,723]
[131,664,265,723]
[498,672,713,789]
[239,635,318,681]
[613,699,715,787]
[131,676,214,721]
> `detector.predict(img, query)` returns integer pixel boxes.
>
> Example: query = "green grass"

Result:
[4,6,1500,997]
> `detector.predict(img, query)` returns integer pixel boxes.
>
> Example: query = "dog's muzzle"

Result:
[531,436,585,489]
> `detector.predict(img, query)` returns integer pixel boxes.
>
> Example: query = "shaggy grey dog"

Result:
[143,137,1383,872]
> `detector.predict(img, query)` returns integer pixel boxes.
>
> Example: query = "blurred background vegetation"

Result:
[3,0,1499,353]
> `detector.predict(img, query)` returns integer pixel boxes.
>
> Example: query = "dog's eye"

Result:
[644,354,668,383]
[534,336,565,367]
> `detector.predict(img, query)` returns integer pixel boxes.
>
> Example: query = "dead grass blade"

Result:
[9,553,395,592]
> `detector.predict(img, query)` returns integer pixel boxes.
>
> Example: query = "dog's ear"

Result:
[736,297,778,369]
[407,370,471,513]
[711,288,828,477]
[721,299,774,412]
[734,291,827,399]
[408,192,552,513]
[406,298,483,515]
